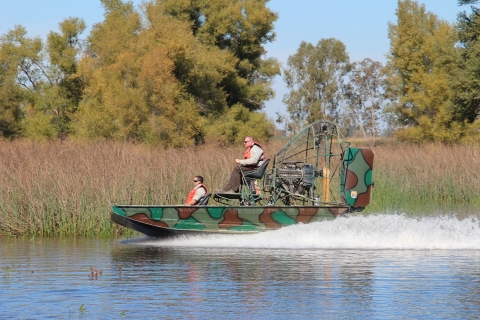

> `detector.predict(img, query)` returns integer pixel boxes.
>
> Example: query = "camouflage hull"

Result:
[110,204,349,238]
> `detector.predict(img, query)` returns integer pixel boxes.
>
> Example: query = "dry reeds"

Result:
[0,139,478,236]
[0,139,279,236]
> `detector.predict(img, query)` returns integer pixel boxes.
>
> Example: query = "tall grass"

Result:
[370,143,480,212]
[0,139,478,236]
[0,140,280,237]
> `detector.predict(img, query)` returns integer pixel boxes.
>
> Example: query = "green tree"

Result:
[344,58,384,146]
[142,4,237,116]
[384,0,462,143]
[0,19,85,140]
[208,103,274,146]
[0,26,45,91]
[0,51,22,138]
[454,0,480,124]
[283,38,350,133]
[45,17,86,137]
[0,0,277,145]
[147,0,280,111]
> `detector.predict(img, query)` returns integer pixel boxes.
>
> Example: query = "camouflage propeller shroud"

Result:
[110,120,374,238]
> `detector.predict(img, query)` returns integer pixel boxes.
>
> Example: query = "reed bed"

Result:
[0,140,279,237]
[370,143,480,211]
[0,139,478,237]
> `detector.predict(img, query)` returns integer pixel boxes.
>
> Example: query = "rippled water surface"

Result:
[2,213,480,319]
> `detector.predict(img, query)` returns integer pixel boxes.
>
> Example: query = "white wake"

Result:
[135,212,480,250]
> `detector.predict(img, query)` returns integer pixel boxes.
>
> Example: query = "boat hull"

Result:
[110,204,349,238]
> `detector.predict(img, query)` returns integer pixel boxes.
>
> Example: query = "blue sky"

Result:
[0,0,466,120]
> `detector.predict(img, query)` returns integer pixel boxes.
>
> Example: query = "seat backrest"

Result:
[243,159,271,180]
[197,193,211,206]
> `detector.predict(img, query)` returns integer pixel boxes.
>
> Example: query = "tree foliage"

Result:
[344,58,384,146]
[384,0,464,143]
[75,0,242,146]
[45,18,86,137]
[0,50,22,138]
[4,0,479,145]
[282,38,350,133]
[151,0,280,111]
[207,103,274,146]
[0,19,85,139]
[454,0,480,124]
[0,0,278,146]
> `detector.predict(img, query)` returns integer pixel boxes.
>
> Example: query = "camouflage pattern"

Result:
[261,120,375,208]
[341,148,375,208]
[110,120,374,237]
[111,204,349,237]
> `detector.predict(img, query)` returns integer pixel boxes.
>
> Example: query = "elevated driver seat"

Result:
[241,159,271,193]
[213,159,271,203]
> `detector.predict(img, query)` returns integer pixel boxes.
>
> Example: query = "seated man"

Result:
[216,136,265,194]
[185,176,208,205]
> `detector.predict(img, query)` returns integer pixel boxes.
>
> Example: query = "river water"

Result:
[2,212,480,319]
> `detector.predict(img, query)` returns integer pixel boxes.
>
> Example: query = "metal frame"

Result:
[263,120,350,206]
[213,120,351,207]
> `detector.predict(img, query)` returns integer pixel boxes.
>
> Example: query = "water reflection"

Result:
[109,240,480,318]
[2,211,480,318]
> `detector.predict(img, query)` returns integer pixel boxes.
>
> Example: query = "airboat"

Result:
[110,120,374,238]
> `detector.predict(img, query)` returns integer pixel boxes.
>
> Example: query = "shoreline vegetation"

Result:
[1,139,479,237]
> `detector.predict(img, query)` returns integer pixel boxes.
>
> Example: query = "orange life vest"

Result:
[185,184,208,205]
[243,142,266,169]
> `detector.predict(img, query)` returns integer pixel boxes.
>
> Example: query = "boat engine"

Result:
[275,161,321,197]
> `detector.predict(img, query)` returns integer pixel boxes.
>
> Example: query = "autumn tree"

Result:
[384,0,462,143]
[76,0,167,144]
[0,0,278,145]
[283,38,350,133]
[76,0,239,146]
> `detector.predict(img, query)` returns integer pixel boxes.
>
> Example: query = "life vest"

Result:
[185,184,208,205]
[243,142,266,169]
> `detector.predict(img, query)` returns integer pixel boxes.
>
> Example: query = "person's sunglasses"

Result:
[244,141,251,143]
[193,180,199,182]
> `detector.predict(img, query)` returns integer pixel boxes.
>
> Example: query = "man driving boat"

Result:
[215,136,265,194]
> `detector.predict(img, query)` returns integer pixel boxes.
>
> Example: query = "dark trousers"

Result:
[222,166,253,192]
